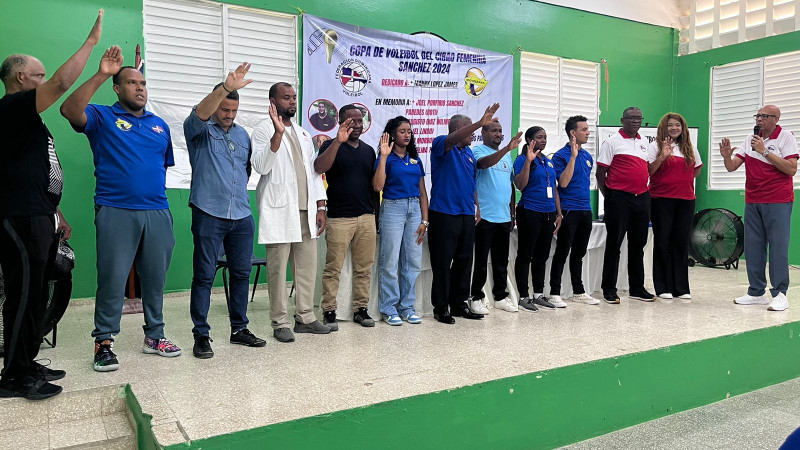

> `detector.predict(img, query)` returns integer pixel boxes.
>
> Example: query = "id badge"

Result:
[546,186,553,198]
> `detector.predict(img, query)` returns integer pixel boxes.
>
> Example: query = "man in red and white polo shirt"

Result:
[596,107,656,304]
[719,104,798,311]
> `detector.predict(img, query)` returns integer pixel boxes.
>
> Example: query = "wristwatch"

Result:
[317,206,328,211]
[763,148,772,157]
[421,220,430,228]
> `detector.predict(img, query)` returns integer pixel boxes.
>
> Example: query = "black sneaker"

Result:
[518,297,539,312]
[533,295,556,309]
[230,329,267,347]
[629,289,656,302]
[353,307,375,327]
[323,310,339,332]
[32,360,66,381]
[93,340,120,372]
[193,336,214,359]
[0,375,62,400]
[603,293,621,304]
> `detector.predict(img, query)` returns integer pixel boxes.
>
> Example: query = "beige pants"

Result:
[266,211,317,329]
[321,214,376,312]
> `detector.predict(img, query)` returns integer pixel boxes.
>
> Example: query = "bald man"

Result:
[719,105,798,311]
[428,105,501,324]
[0,10,104,400]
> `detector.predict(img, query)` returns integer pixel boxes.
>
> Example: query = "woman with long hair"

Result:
[373,116,429,325]
[647,113,702,300]
[513,126,562,312]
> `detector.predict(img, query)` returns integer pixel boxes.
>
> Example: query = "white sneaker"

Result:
[494,298,518,312]
[767,293,789,311]
[549,295,567,308]
[734,294,770,305]
[678,294,692,300]
[469,299,490,315]
[658,293,673,299]
[481,298,491,312]
[570,293,600,305]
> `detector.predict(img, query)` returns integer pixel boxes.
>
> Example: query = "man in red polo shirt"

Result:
[719,105,798,311]
[596,106,656,304]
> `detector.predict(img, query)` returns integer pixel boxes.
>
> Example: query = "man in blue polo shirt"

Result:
[470,120,522,314]
[61,47,181,372]
[549,115,600,306]
[428,103,500,324]
[183,62,266,359]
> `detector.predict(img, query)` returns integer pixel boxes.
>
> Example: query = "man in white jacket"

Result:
[251,82,331,342]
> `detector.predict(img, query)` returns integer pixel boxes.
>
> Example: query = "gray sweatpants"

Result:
[92,205,175,342]
[744,202,792,297]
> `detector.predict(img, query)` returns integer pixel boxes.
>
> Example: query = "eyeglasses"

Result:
[624,116,644,122]
[753,114,777,120]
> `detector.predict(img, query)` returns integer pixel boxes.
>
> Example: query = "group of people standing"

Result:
[1,11,796,401]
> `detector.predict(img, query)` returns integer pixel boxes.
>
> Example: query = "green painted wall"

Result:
[676,30,800,264]
[1,0,676,298]
[164,322,800,449]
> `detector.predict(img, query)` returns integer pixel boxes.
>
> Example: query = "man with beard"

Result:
[251,82,331,342]
[309,100,335,132]
[469,120,522,314]
[314,105,377,329]
[61,48,181,372]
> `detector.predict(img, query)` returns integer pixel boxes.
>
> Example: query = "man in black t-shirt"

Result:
[309,100,336,132]
[314,105,377,329]
[0,10,104,400]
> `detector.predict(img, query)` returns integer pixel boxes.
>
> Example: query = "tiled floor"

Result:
[31,263,800,445]
[560,377,800,449]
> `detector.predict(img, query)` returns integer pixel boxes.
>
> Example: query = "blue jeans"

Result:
[189,207,254,338]
[377,198,422,317]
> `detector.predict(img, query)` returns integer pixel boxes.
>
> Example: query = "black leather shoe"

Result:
[603,293,621,304]
[451,308,484,320]
[434,313,455,324]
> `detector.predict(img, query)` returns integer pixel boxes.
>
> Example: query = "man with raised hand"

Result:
[720,105,798,312]
[0,9,103,400]
[470,120,522,314]
[61,47,181,372]
[184,63,266,359]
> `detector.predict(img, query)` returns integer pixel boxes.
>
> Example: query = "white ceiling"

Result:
[536,0,690,29]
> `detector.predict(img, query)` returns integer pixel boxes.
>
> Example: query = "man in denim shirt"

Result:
[183,63,265,358]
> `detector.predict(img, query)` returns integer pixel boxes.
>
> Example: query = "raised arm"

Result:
[372,133,392,191]
[60,45,122,129]
[196,62,252,121]
[514,146,539,190]
[558,135,580,187]
[648,137,672,175]
[37,10,103,113]
[751,136,798,176]
[444,103,499,152]
[477,130,523,169]
[718,138,744,172]
[313,118,353,173]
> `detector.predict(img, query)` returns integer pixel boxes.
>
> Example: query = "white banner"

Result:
[302,15,513,187]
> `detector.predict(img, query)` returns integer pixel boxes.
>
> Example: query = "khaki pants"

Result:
[321,214,376,311]
[266,211,317,329]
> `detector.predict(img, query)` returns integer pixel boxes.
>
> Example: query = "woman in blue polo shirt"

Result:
[373,116,429,325]
[513,126,562,312]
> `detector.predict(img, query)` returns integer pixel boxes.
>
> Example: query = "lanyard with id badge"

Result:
[538,157,553,199]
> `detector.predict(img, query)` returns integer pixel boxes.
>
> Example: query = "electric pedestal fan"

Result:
[688,208,744,270]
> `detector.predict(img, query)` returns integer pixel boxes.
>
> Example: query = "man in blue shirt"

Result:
[61,48,181,372]
[470,120,522,314]
[183,63,266,359]
[549,115,600,306]
[428,103,500,324]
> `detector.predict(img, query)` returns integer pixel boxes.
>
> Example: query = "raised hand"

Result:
[224,62,254,92]
[86,9,104,46]
[507,131,523,151]
[269,102,285,134]
[479,103,500,126]
[98,46,123,77]
[336,118,353,143]
[379,132,393,156]
[526,143,540,162]
[659,137,673,160]
[718,138,736,159]
[570,134,579,156]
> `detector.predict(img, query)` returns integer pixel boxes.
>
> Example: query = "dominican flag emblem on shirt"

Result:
[152,125,164,133]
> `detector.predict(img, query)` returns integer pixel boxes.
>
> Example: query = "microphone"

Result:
[752,125,761,150]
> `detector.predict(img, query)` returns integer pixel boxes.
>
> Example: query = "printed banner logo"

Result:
[464,67,488,97]
[336,59,371,96]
